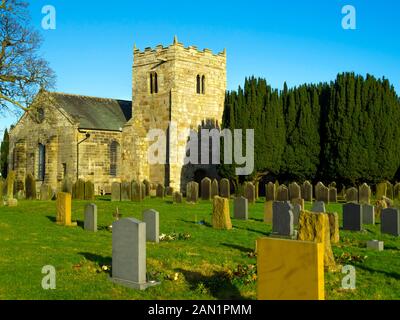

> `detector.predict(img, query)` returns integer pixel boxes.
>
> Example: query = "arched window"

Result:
[150,73,154,94]
[110,141,120,177]
[154,72,158,93]
[150,72,158,94]
[196,75,201,94]
[202,75,206,94]
[38,143,46,181]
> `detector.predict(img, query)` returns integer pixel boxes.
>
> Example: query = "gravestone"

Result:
[276,185,289,201]
[327,212,340,244]
[314,182,324,201]
[212,196,232,230]
[25,173,36,200]
[346,187,358,203]
[244,182,256,204]
[367,240,384,251]
[289,182,301,201]
[264,200,273,224]
[394,183,400,200]
[318,185,329,203]
[201,178,211,201]
[111,182,121,202]
[328,187,337,203]
[302,181,313,202]
[291,198,304,210]
[362,204,375,225]
[292,203,301,225]
[220,179,230,199]
[140,182,146,200]
[173,191,183,203]
[359,183,371,204]
[56,192,76,226]
[121,181,131,201]
[156,184,165,198]
[131,181,143,202]
[111,218,160,290]
[143,180,151,197]
[186,182,199,203]
[266,182,276,201]
[386,181,394,199]
[376,182,387,200]
[311,201,326,213]
[62,178,73,194]
[274,181,280,199]
[272,201,294,237]
[211,179,219,198]
[5,171,17,206]
[142,209,160,243]
[343,203,363,231]
[381,208,400,236]
[40,184,52,201]
[84,181,95,201]
[75,179,85,200]
[84,203,97,232]
[165,186,174,196]
[234,196,248,220]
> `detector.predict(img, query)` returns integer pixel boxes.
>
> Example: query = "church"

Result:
[8,37,227,194]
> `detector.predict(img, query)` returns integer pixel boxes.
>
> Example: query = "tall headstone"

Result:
[56,192,76,226]
[359,183,371,204]
[362,204,375,225]
[142,209,160,243]
[111,182,121,202]
[346,187,358,203]
[121,181,131,201]
[84,203,97,232]
[292,203,302,225]
[186,182,199,203]
[244,182,256,204]
[328,187,337,203]
[394,183,400,200]
[289,182,301,201]
[211,179,219,198]
[386,181,394,200]
[272,201,294,237]
[62,178,73,194]
[266,182,276,201]
[234,196,248,220]
[40,184,53,201]
[276,185,289,201]
[220,178,230,199]
[314,182,324,202]
[156,184,165,198]
[5,170,17,206]
[143,180,151,197]
[302,181,313,202]
[212,196,232,230]
[111,218,159,290]
[311,201,326,213]
[343,203,362,231]
[381,208,400,236]
[173,191,183,203]
[327,212,340,244]
[25,173,36,200]
[131,181,143,202]
[264,201,273,224]
[84,181,95,201]
[75,179,85,200]
[376,182,387,200]
[140,182,146,200]
[201,178,212,201]
[291,198,305,210]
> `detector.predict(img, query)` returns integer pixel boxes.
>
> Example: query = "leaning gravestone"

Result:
[343,203,363,231]
[276,185,289,201]
[329,187,337,203]
[121,181,131,201]
[376,182,387,200]
[40,184,53,201]
[346,187,358,203]
[272,201,294,237]
[311,201,326,213]
[302,181,313,202]
[362,204,375,225]
[84,203,97,232]
[211,179,219,198]
[111,218,160,290]
[25,173,36,200]
[156,184,165,198]
[244,182,256,204]
[84,181,95,201]
[381,208,400,236]
[131,181,143,202]
[359,183,371,204]
[266,182,276,201]
[212,196,232,230]
[143,180,151,197]
[201,178,212,201]
[234,196,248,220]
[289,182,301,201]
[111,182,121,202]
[142,209,159,243]
[173,191,183,203]
[220,179,230,199]
[186,182,199,203]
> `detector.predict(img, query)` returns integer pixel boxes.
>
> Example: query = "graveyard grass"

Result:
[1,197,400,300]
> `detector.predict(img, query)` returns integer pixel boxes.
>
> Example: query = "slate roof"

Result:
[50,92,132,131]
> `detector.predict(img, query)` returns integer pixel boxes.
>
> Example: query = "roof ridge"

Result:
[49,91,131,103]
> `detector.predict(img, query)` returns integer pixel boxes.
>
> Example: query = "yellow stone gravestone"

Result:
[56,192,77,227]
[212,196,232,230]
[264,200,273,224]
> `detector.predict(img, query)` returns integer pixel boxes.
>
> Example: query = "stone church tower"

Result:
[121,37,227,192]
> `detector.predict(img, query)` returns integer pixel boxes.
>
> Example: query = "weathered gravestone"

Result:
[292,203,301,225]
[244,182,256,204]
[291,198,305,210]
[264,200,273,224]
[234,196,248,220]
[367,240,384,251]
[212,196,232,230]
[84,181,95,201]
[302,181,313,202]
[111,218,160,290]
[362,204,375,225]
[386,181,394,200]
[131,181,143,202]
[376,182,387,200]
[56,192,76,226]
[25,173,36,200]
[394,183,400,200]
[140,182,146,200]
[211,179,219,198]
[201,178,211,201]
[142,209,159,243]
[165,186,174,196]
[186,182,199,203]
[381,208,400,236]
[343,203,362,231]
[74,179,85,200]
[272,201,294,237]
[315,182,329,203]
[5,170,17,206]
[173,191,183,203]
[121,181,131,201]
[327,212,340,244]
[311,201,326,213]
[359,183,371,204]
[84,203,97,232]
[40,184,53,201]
[220,178,230,199]
[276,185,289,201]
[289,182,301,201]
[266,182,276,201]
[111,182,121,202]
[156,184,165,198]
[143,180,151,197]
[62,178,73,194]
[346,187,358,203]
[328,187,337,203]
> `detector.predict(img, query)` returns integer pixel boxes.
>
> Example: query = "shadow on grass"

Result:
[79,252,112,266]
[384,245,400,251]
[249,217,263,222]
[179,219,212,228]
[46,216,56,223]
[233,225,270,236]
[221,243,254,253]
[175,268,247,300]
[355,264,400,280]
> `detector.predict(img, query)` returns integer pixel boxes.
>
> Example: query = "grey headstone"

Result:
[266,182,276,201]
[121,181,131,201]
[40,184,52,201]
[366,240,384,251]
[289,182,301,201]
[142,209,160,243]
[84,203,97,232]
[276,185,289,201]
[302,181,313,202]
[244,182,256,204]
[220,178,230,199]
[111,182,121,202]
[381,208,400,236]
[362,204,375,225]
[111,218,159,290]
[234,196,248,220]
[131,181,142,202]
[292,203,302,225]
[186,182,199,203]
[343,203,363,231]
[346,187,358,203]
[329,187,337,203]
[272,201,294,236]
[311,201,326,213]
[201,178,212,201]
[84,181,95,201]
[211,179,219,198]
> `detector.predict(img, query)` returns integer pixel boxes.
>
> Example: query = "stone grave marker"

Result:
[359,183,371,204]
[376,182,387,200]
[142,209,159,243]
[234,196,248,220]
[346,187,358,203]
[56,192,76,226]
[311,201,326,213]
[276,185,289,201]
[289,182,301,201]
[173,191,183,203]
[84,181,95,201]
[302,181,313,202]
[343,203,363,231]
[327,212,340,244]
[272,201,294,237]
[131,181,142,202]
[220,178,230,199]
[328,187,337,203]
[40,184,52,201]
[186,182,199,203]
[84,203,97,232]
[212,196,232,230]
[165,186,174,196]
[156,184,165,198]
[143,180,151,197]
[211,179,219,198]
[244,182,256,204]
[121,181,131,201]
[367,240,384,251]
[201,178,212,201]
[362,204,375,225]
[111,182,121,202]
[266,182,276,201]
[292,203,301,225]
[25,173,36,200]
[264,201,273,224]
[381,208,400,236]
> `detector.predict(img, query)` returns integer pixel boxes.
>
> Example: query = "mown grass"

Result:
[0,197,399,300]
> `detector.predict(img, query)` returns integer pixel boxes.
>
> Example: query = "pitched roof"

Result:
[50,92,132,131]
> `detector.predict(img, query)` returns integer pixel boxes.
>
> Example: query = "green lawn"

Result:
[0,197,399,300]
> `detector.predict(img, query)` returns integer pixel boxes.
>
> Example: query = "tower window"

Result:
[197,75,206,95]
[150,72,158,94]
[202,75,206,94]
[110,141,120,177]
[38,143,46,181]
[196,75,201,94]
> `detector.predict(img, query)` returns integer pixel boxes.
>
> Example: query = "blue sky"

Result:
[1,0,399,137]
